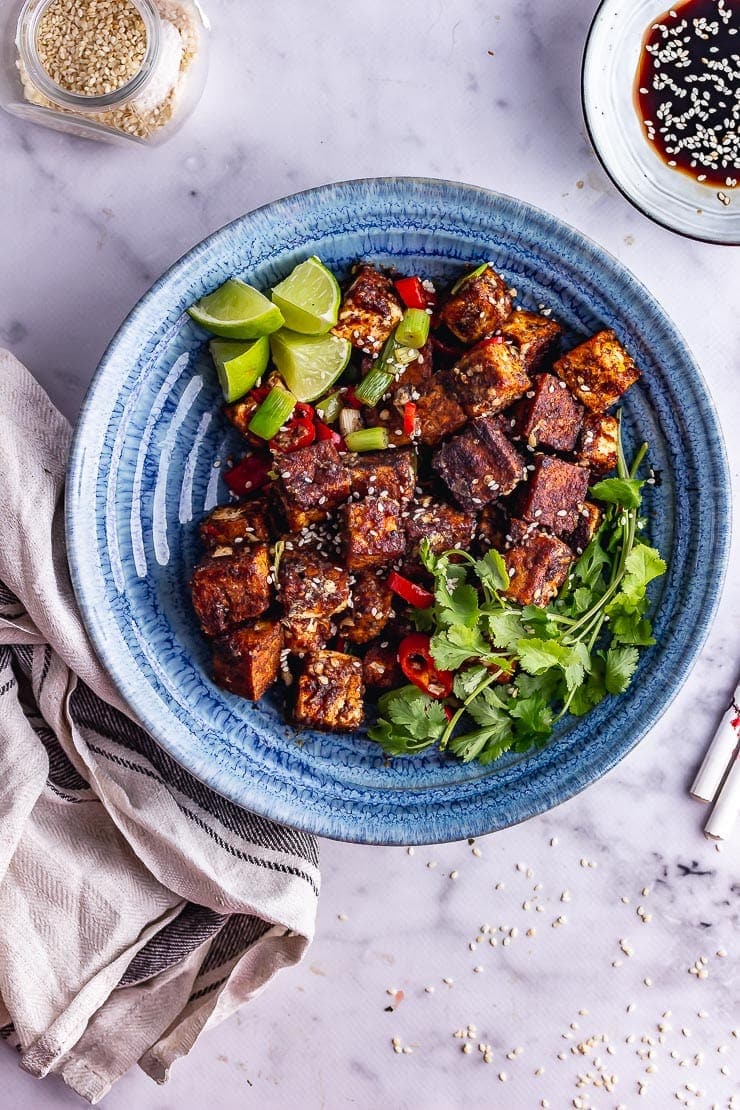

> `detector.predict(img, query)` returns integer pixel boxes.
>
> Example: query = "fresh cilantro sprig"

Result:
[368,412,666,764]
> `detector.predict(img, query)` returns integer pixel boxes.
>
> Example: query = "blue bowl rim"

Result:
[66,176,731,844]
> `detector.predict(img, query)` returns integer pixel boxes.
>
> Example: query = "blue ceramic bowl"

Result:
[66,178,730,844]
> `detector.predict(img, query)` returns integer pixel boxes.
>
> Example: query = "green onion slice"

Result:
[395,307,430,349]
[344,426,390,452]
[248,386,297,440]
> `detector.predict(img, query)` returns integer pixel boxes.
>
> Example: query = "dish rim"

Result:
[66,175,731,844]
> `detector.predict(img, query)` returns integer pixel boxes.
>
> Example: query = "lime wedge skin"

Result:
[210,337,269,402]
[270,256,341,336]
[270,329,351,402]
[188,278,284,339]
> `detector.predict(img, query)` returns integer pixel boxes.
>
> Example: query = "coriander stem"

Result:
[439,669,503,749]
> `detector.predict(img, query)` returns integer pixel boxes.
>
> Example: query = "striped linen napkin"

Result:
[0,351,319,1103]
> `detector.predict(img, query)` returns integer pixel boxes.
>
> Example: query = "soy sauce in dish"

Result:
[634,0,740,193]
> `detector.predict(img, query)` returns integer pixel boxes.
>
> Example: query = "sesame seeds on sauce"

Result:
[634,0,740,192]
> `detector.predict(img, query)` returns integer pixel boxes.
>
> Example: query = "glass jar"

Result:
[0,0,209,145]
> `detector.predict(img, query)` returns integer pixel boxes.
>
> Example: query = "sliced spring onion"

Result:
[354,364,395,406]
[248,386,297,440]
[339,406,363,438]
[344,426,390,452]
[315,390,343,424]
[450,261,488,295]
[395,307,430,349]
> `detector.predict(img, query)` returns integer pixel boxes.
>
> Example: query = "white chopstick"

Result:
[704,754,740,840]
[689,680,740,841]
[690,685,740,801]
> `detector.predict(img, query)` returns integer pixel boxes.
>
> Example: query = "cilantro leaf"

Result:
[466,687,510,728]
[486,609,527,650]
[370,686,448,755]
[514,669,564,704]
[604,645,640,694]
[474,549,510,594]
[430,625,490,669]
[516,637,568,675]
[453,664,491,700]
[509,691,554,737]
[621,544,667,598]
[590,477,644,508]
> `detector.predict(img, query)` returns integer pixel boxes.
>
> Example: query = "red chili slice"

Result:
[223,454,271,496]
[398,633,453,699]
[388,571,434,609]
[315,420,343,447]
[342,386,363,409]
[480,335,505,346]
[402,401,417,438]
[394,275,434,310]
[270,416,316,453]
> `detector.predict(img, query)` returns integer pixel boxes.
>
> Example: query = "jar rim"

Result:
[17,0,162,110]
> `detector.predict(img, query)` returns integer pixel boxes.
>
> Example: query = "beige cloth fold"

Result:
[0,351,320,1102]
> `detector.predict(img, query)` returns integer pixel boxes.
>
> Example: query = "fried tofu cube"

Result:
[513,373,584,453]
[432,415,525,511]
[339,572,394,644]
[518,455,591,537]
[564,501,602,556]
[348,448,416,506]
[448,341,531,419]
[279,549,350,652]
[363,642,402,689]
[340,497,406,571]
[414,373,467,446]
[439,264,513,343]
[212,620,283,700]
[577,413,619,473]
[332,266,404,355]
[199,500,270,550]
[504,531,574,607]
[283,616,333,655]
[279,550,350,619]
[275,441,351,531]
[405,498,477,559]
[191,543,271,637]
[500,310,563,373]
[294,650,365,731]
[554,329,640,412]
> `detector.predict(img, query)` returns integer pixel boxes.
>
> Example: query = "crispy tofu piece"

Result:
[332,266,404,356]
[518,455,591,538]
[340,572,394,644]
[405,498,477,559]
[283,616,333,655]
[275,441,351,531]
[504,531,573,607]
[294,650,365,731]
[191,543,271,637]
[564,501,602,556]
[554,329,640,412]
[279,550,350,620]
[363,642,402,689]
[513,373,584,453]
[577,413,619,473]
[199,500,270,550]
[279,549,349,652]
[432,415,525,511]
[340,497,406,571]
[448,341,531,419]
[500,310,563,373]
[439,264,513,343]
[414,373,467,446]
[363,404,415,448]
[212,620,283,700]
[348,448,416,507]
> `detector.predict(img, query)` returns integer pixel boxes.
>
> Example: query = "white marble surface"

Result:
[1,0,739,1106]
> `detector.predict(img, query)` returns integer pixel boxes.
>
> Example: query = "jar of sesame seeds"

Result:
[0,0,208,144]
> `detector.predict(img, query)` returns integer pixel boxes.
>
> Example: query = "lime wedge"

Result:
[270,328,351,402]
[270,256,341,335]
[188,278,284,339]
[210,337,269,402]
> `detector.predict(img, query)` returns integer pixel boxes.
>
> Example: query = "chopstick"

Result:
[690,681,740,840]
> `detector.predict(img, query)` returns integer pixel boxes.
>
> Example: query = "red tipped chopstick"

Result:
[690,680,740,840]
